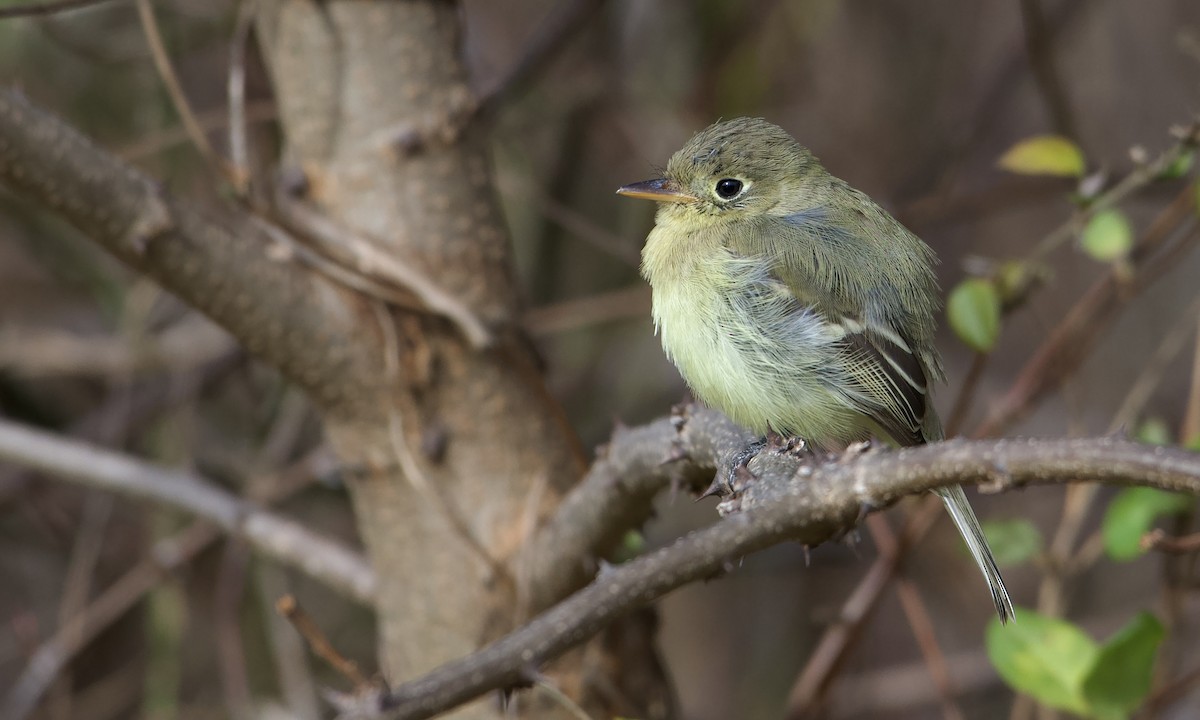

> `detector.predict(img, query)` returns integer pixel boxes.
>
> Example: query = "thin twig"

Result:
[135,0,232,183]
[475,0,609,114]
[0,0,118,19]
[0,417,375,603]
[785,498,942,719]
[1141,529,1200,554]
[227,0,257,196]
[276,594,367,688]
[1029,127,1198,261]
[868,515,965,720]
[276,196,492,348]
[978,182,1200,437]
[1019,0,1080,143]
[524,284,650,337]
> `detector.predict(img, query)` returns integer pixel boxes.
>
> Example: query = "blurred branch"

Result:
[977,180,1200,437]
[1019,0,1080,143]
[867,515,964,720]
[227,0,257,196]
[524,284,649,336]
[0,0,118,19]
[276,594,368,688]
[349,407,1200,720]
[476,0,609,114]
[134,0,233,183]
[0,417,375,603]
[0,315,236,378]
[1030,127,1199,260]
[1,450,334,720]
[0,86,387,417]
[786,497,942,719]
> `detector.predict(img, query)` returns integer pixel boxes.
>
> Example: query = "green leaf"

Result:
[1081,209,1134,262]
[982,519,1043,567]
[998,136,1086,177]
[986,608,1096,715]
[1103,487,1194,561]
[612,529,646,563]
[1159,150,1194,179]
[1135,417,1172,446]
[947,278,1002,352]
[1081,613,1165,719]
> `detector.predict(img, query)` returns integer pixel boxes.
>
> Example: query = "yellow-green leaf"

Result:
[987,608,1095,715]
[947,278,1002,353]
[1081,209,1134,262]
[998,135,1086,177]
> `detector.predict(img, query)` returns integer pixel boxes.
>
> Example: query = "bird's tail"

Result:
[935,484,1015,624]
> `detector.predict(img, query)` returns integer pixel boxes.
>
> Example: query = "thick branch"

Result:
[360,417,1200,720]
[0,417,375,604]
[0,87,386,417]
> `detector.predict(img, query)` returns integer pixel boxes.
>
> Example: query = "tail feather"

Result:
[935,484,1015,623]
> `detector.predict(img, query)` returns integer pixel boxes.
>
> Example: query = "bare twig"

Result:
[227,0,257,195]
[785,498,942,719]
[0,417,375,603]
[276,594,367,688]
[868,515,965,720]
[0,451,333,720]
[1141,528,1200,554]
[134,0,232,183]
[1019,0,1080,143]
[524,284,650,336]
[0,0,118,18]
[0,315,236,378]
[1,524,215,720]
[275,195,492,348]
[1029,129,1198,261]
[978,181,1200,437]
[475,0,609,114]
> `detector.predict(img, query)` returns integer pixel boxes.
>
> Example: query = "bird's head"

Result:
[617,117,822,225]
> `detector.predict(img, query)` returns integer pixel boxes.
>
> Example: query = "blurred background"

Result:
[2,0,1200,718]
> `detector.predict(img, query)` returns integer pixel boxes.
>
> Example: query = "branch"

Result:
[520,406,755,611]
[352,411,1200,720]
[0,0,118,19]
[0,86,387,417]
[0,417,376,604]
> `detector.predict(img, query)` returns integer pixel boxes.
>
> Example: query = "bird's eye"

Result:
[715,178,743,199]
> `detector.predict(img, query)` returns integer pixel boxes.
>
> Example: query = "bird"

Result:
[617,116,1013,623]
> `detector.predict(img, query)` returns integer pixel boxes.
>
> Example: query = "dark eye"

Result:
[715,178,743,199]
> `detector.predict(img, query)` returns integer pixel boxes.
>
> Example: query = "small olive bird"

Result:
[617,117,1013,622]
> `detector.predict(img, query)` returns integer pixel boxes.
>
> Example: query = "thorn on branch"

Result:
[125,186,174,255]
[978,459,1014,494]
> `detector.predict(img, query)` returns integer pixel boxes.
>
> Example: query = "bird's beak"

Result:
[616,178,698,203]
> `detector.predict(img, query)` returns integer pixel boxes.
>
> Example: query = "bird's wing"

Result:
[832,319,929,446]
[726,218,932,446]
